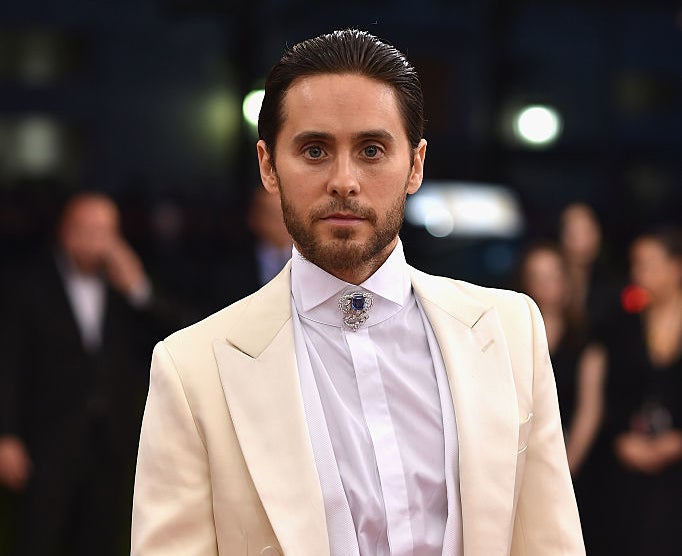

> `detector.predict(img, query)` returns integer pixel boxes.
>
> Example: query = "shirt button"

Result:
[260,546,281,556]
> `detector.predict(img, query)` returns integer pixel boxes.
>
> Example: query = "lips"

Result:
[310,200,376,225]
[320,212,365,226]
[322,212,363,220]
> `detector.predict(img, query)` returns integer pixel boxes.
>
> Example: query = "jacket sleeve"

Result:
[511,295,586,555]
[131,341,218,555]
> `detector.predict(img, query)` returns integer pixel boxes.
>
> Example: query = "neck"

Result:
[538,303,564,320]
[299,236,398,285]
[543,314,565,353]
[328,263,384,285]
[647,288,682,312]
[60,250,99,277]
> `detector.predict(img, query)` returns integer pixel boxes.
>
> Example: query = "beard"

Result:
[279,180,408,276]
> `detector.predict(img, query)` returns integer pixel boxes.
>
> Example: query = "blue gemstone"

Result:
[351,293,365,310]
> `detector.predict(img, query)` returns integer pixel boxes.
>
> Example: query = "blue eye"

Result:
[307,146,323,158]
[364,145,380,157]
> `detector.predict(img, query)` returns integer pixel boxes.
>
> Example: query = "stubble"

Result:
[279,182,408,276]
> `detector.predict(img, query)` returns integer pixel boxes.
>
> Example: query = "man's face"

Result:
[257,73,426,280]
[59,197,119,275]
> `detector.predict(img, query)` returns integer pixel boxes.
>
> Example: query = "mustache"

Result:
[310,199,378,223]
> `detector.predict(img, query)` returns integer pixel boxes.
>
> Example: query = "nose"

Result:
[326,153,360,197]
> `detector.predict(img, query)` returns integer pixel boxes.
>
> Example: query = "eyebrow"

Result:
[292,131,333,144]
[292,129,395,144]
[353,129,395,142]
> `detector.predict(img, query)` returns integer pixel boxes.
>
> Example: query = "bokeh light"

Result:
[513,105,563,147]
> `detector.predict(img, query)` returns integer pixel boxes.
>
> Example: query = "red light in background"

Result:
[621,285,650,313]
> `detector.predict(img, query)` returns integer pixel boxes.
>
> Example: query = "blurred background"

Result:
[0,1,681,555]
[1,0,680,288]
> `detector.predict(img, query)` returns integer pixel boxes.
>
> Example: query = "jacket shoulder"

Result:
[411,266,533,324]
[452,279,538,332]
[162,293,254,356]
[452,278,528,306]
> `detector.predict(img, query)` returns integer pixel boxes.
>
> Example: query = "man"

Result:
[0,192,177,555]
[203,186,293,314]
[131,30,584,555]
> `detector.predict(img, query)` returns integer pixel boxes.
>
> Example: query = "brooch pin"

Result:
[338,290,374,332]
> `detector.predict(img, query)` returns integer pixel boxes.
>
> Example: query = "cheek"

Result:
[362,171,409,203]
[632,267,657,289]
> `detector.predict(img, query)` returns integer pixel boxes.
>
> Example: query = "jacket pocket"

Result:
[517,412,534,454]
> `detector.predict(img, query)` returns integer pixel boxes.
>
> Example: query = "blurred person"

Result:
[590,227,682,556]
[248,186,294,285]
[559,203,620,331]
[517,242,607,554]
[203,186,292,314]
[131,29,584,555]
[517,242,605,478]
[0,192,178,556]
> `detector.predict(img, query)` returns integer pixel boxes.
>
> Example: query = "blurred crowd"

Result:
[516,205,682,556]
[0,188,293,555]
[0,191,680,555]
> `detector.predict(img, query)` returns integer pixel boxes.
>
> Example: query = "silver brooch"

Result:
[338,290,374,332]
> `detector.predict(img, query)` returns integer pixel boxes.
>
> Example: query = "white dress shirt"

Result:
[290,241,462,555]
[57,251,153,352]
[58,255,106,352]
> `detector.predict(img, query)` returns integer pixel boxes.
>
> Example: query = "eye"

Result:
[363,144,382,158]
[305,145,324,159]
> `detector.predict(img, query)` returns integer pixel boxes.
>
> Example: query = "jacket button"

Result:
[260,546,281,556]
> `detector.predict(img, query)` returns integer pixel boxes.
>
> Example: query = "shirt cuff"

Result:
[127,278,153,308]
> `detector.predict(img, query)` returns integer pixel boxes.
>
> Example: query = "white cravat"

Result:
[291,241,462,556]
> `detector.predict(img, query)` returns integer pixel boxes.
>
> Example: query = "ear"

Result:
[257,140,279,194]
[406,139,427,195]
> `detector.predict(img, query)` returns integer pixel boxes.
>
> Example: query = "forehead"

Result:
[278,73,407,142]
[631,238,667,258]
[64,198,118,228]
[563,207,598,231]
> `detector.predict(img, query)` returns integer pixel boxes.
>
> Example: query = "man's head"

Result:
[247,187,292,249]
[256,30,427,284]
[258,29,424,165]
[58,192,120,275]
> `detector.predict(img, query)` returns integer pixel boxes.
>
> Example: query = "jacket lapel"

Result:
[411,268,519,555]
[213,262,519,555]
[213,264,330,555]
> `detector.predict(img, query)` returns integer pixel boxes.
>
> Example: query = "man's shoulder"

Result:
[163,293,254,351]
[161,262,291,357]
[410,266,531,314]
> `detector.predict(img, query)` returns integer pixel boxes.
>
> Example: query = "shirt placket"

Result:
[345,326,414,556]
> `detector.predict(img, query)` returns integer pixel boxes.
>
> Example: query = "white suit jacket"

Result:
[131,263,585,555]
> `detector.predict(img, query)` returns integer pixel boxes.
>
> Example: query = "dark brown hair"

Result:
[258,29,424,162]
[635,225,682,260]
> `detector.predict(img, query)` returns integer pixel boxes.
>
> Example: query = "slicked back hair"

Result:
[258,29,424,163]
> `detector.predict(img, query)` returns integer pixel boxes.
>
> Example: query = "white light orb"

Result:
[242,89,265,128]
[513,105,562,147]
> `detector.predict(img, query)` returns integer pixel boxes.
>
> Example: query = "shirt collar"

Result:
[54,250,104,286]
[291,239,411,315]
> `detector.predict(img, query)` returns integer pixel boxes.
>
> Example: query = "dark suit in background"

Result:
[201,187,292,317]
[0,252,175,555]
[0,192,181,556]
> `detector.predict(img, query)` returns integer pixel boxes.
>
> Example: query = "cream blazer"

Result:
[131,263,585,556]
